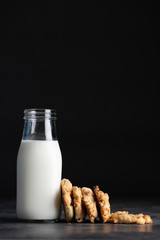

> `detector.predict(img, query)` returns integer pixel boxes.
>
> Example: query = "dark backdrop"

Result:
[0,1,159,199]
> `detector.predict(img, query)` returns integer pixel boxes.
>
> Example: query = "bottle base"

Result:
[17,217,60,223]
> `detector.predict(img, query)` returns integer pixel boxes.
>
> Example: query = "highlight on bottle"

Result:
[23,109,57,120]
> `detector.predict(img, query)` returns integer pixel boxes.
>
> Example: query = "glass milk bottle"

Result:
[16,109,62,221]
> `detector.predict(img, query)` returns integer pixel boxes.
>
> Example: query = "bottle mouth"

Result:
[24,109,57,120]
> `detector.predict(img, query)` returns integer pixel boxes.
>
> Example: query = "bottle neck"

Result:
[22,119,57,141]
[22,109,57,141]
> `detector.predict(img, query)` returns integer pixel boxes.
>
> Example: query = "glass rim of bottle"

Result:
[24,108,57,120]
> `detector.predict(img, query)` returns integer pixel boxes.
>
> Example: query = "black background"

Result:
[0,1,159,199]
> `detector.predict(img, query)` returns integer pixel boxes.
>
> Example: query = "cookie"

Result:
[61,178,74,222]
[109,211,152,224]
[72,186,86,222]
[82,187,98,223]
[93,185,110,223]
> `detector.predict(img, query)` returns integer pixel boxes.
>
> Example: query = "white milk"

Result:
[16,140,62,220]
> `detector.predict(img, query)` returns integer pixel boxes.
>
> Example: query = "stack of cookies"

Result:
[61,179,152,224]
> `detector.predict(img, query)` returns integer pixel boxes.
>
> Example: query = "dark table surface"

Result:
[0,198,160,239]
